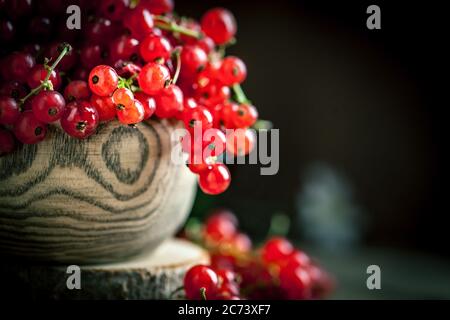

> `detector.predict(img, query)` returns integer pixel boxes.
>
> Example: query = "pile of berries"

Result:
[180,210,335,300]
[0,0,260,195]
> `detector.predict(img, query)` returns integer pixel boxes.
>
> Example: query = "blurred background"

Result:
[179,0,450,298]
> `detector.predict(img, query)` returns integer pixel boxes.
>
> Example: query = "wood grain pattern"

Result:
[0,238,209,300]
[0,119,197,264]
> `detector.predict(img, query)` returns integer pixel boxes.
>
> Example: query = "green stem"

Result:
[171,48,182,85]
[154,15,202,39]
[200,287,207,300]
[20,43,72,106]
[232,84,250,104]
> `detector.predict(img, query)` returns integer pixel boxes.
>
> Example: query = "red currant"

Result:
[134,92,156,119]
[0,128,15,156]
[27,64,61,90]
[8,52,35,83]
[184,265,219,300]
[201,8,237,45]
[109,35,140,64]
[195,36,215,54]
[90,94,116,122]
[140,0,174,15]
[195,81,230,109]
[198,163,231,195]
[80,44,106,69]
[60,101,99,139]
[31,90,66,123]
[261,237,294,264]
[140,34,172,63]
[154,84,183,118]
[232,103,258,128]
[279,266,312,300]
[124,6,154,40]
[226,128,255,156]
[180,45,208,78]
[138,62,170,95]
[85,18,115,45]
[182,105,213,132]
[229,233,252,252]
[13,110,47,144]
[112,87,134,108]
[100,0,130,21]
[218,56,247,86]
[204,211,237,242]
[64,80,90,102]
[0,96,20,125]
[116,99,145,125]
[202,128,226,158]
[0,81,27,100]
[89,65,119,97]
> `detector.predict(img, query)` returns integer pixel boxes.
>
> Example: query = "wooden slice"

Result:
[0,238,209,300]
[0,119,197,264]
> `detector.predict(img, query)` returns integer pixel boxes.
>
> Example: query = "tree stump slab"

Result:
[0,239,208,300]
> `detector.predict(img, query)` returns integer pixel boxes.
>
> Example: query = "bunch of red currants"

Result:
[181,210,335,300]
[0,0,260,195]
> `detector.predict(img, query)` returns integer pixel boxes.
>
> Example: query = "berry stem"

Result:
[232,83,250,104]
[154,15,202,39]
[20,43,72,106]
[200,287,207,300]
[171,48,182,85]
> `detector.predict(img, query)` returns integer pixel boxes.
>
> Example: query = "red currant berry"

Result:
[226,128,255,156]
[0,19,15,42]
[140,0,174,15]
[0,128,15,156]
[116,99,145,125]
[204,211,237,242]
[198,163,231,195]
[201,8,237,45]
[13,110,47,144]
[100,0,130,21]
[0,81,27,100]
[134,92,156,119]
[195,82,230,109]
[114,61,142,78]
[154,84,183,118]
[85,18,115,45]
[261,237,294,264]
[112,87,134,108]
[140,34,172,63]
[73,67,89,81]
[0,96,20,125]
[218,56,247,86]
[230,233,252,252]
[8,52,35,83]
[182,106,213,132]
[202,128,226,158]
[31,90,66,123]
[138,62,170,95]
[188,161,209,174]
[196,36,215,54]
[124,6,154,40]
[89,65,119,97]
[80,44,106,69]
[90,94,116,122]
[27,64,61,90]
[109,35,140,64]
[184,265,219,300]
[60,101,99,139]
[180,45,208,77]
[279,266,312,300]
[232,103,258,128]
[64,80,90,102]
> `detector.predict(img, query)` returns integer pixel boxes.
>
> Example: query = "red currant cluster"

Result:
[181,210,335,300]
[0,0,261,195]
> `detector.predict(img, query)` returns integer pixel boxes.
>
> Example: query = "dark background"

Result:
[179,0,449,258]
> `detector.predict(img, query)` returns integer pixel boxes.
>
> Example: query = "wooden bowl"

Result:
[0,119,197,264]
